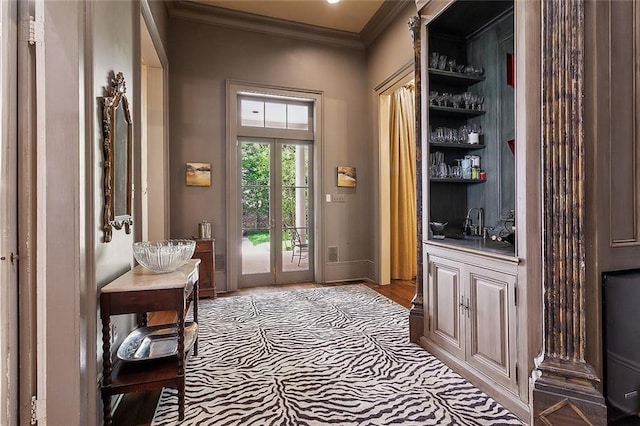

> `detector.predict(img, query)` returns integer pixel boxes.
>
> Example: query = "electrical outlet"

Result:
[333,194,346,202]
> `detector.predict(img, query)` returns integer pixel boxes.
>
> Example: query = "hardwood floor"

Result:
[111,279,416,426]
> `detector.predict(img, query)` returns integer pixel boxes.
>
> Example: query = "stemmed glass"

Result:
[462,92,473,109]
[430,52,439,69]
[437,55,447,70]
[429,91,438,106]
[452,94,462,109]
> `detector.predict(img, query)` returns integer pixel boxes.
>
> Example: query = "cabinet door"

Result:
[427,256,465,359]
[466,265,517,393]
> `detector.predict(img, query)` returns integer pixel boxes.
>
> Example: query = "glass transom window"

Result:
[240,96,311,131]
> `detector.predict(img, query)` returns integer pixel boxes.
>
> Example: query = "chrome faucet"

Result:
[464,207,484,237]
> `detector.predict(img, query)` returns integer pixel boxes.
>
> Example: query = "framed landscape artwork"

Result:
[337,166,356,188]
[186,162,211,186]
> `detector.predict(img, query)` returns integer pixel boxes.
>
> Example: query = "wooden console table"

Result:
[100,259,200,425]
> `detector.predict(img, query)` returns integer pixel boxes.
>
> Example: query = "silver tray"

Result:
[117,322,198,362]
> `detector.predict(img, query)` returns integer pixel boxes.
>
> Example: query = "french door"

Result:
[239,138,313,287]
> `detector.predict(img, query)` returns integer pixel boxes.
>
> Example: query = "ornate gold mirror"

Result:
[102,72,133,242]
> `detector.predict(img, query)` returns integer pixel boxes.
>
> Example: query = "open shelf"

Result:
[428,68,485,86]
[429,142,486,150]
[430,178,486,184]
[429,105,486,118]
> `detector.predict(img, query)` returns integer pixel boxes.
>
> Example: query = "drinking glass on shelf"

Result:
[447,59,457,72]
[469,94,479,109]
[452,94,462,109]
[441,93,451,107]
[429,91,438,105]
[476,96,485,111]
[446,129,454,143]
[438,162,448,178]
[462,92,473,109]
[430,52,439,69]
[461,158,472,179]
[471,123,482,134]
[437,55,448,70]
[459,125,469,143]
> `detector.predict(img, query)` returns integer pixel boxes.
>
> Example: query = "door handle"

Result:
[459,295,469,317]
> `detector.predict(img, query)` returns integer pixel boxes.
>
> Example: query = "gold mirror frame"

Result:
[102,72,133,242]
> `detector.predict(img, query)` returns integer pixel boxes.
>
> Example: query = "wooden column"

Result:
[408,15,423,343]
[532,1,606,424]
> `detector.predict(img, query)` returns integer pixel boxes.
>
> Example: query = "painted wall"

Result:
[41,2,84,423]
[90,1,139,424]
[168,19,373,289]
[366,4,416,92]
[37,1,170,423]
[40,0,138,422]
[146,0,169,51]
[365,3,417,283]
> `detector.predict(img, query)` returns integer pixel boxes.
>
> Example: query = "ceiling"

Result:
[189,0,386,34]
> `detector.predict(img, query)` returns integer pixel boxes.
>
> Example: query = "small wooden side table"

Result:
[99,259,200,425]
[192,238,216,298]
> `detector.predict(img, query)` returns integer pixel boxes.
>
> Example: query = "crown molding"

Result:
[360,0,416,46]
[168,1,366,50]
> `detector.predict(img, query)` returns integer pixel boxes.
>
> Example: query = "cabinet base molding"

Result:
[409,295,424,343]
[531,359,606,426]
[420,336,529,422]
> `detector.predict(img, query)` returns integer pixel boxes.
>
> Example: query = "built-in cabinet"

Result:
[416,0,530,421]
[426,247,518,394]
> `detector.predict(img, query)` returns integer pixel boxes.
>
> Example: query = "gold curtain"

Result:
[389,84,417,280]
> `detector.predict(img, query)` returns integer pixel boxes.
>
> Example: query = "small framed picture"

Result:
[186,162,211,187]
[337,166,356,188]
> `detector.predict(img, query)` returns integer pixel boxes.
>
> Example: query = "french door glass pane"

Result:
[241,142,270,275]
[281,144,310,271]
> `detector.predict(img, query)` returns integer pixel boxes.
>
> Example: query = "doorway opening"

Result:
[377,65,417,285]
[226,84,322,291]
[140,12,168,241]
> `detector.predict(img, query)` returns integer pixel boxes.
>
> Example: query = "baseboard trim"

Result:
[325,260,374,283]
[420,336,530,423]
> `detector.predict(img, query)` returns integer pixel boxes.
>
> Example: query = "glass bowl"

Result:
[132,239,196,273]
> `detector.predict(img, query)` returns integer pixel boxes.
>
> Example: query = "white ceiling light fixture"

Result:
[327,0,340,4]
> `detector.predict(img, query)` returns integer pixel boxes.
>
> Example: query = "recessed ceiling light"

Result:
[327,0,340,4]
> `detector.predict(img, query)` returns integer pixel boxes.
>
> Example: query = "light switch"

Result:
[326,194,332,203]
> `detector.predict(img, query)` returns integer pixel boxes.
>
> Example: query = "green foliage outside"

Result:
[241,142,308,247]
[245,230,271,245]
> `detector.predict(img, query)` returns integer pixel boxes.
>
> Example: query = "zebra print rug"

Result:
[152,285,522,425]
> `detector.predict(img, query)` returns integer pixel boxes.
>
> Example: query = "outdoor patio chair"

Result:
[287,225,308,266]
